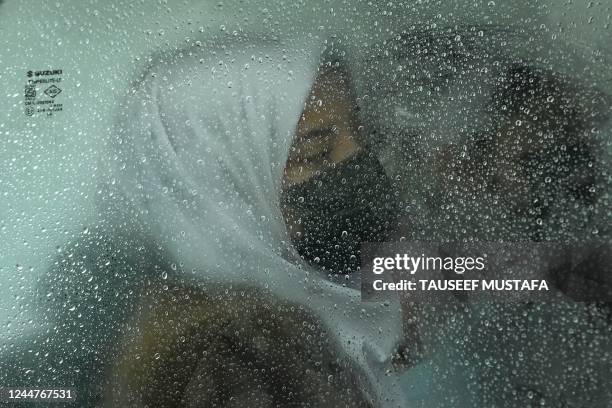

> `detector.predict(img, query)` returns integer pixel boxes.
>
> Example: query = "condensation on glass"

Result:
[0,1,610,407]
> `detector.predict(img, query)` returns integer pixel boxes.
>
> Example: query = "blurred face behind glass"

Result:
[432,64,601,239]
[282,64,363,239]
[281,64,400,274]
[284,65,362,186]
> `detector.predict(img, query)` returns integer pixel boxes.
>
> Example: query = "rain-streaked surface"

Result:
[1,1,611,407]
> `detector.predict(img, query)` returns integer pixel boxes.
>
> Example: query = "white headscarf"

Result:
[100,37,407,406]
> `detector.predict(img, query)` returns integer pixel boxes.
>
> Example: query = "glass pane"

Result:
[1,1,610,406]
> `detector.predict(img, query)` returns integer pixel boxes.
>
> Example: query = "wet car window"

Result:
[1,1,611,407]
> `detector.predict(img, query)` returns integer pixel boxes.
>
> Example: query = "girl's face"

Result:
[282,68,363,239]
[283,68,362,187]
